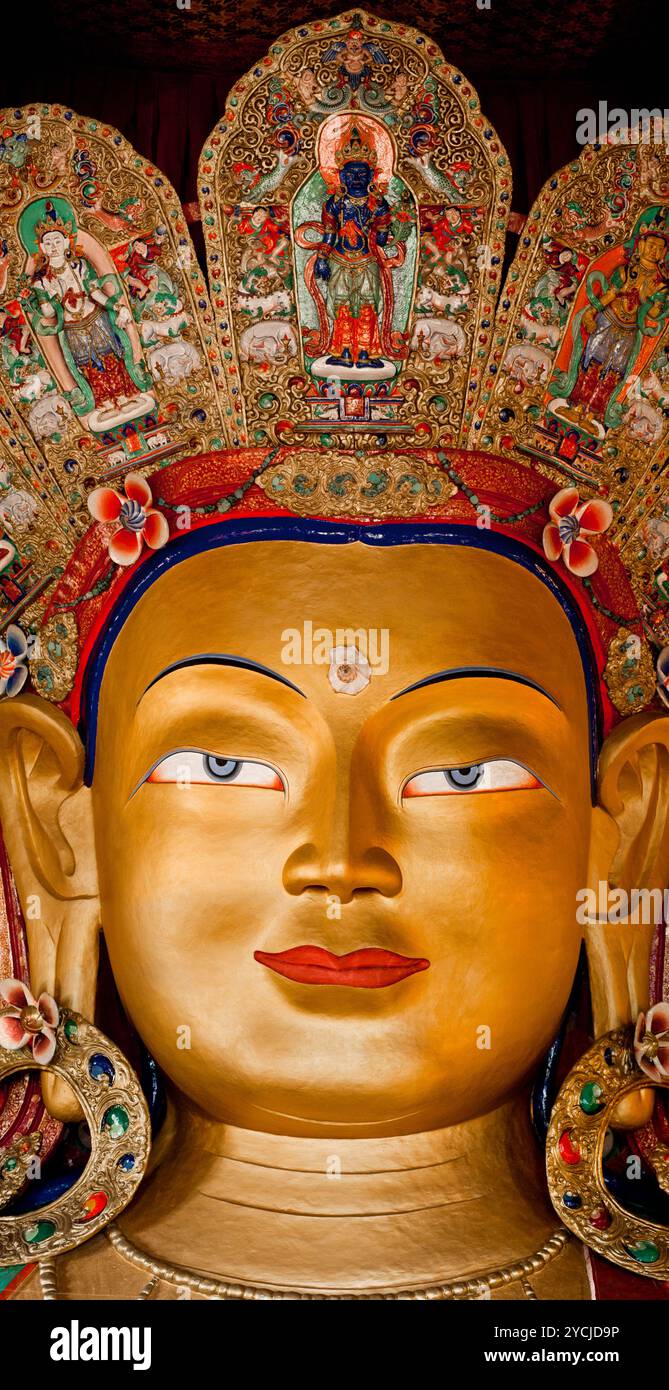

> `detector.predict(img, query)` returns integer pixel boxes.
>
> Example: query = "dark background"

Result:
[4,1,666,219]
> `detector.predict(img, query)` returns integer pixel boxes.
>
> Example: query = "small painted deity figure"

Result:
[553,209,669,432]
[313,126,392,370]
[322,28,389,93]
[17,198,155,433]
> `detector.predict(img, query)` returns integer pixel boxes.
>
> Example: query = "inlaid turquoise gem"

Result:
[3,1157,17,1172]
[24,1219,56,1245]
[579,1081,604,1115]
[626,1241,660,1265]
[64,1018,78,1042]
[102,1105,130,1139]
[258,392,277,410]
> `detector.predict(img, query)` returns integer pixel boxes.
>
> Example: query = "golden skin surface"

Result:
[93,538,591,1138]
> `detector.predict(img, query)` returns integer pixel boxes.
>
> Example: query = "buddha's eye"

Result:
[146,751,284,790]
[403,760,542,798]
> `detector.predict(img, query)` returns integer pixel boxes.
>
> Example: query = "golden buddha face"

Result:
[637,232,666,268]
[90,538,592,1137]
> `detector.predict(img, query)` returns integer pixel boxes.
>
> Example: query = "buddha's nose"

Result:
[282,842,402,903]
[282,738,402,902]
[279,839,397,906]
[282,763,402,901]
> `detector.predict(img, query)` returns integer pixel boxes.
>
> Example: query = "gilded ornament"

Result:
[0,997,150,1266]
[256,449,455,516]
[546,1021,669,1279]
[604,626,657,715]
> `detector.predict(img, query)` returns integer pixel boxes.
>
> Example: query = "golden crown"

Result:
[334,123,378,169]
[0,6,665,716]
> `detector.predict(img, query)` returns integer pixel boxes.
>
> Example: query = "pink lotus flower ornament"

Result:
[0,623,29,698]
[634,1002,669,1082]
[88,472,169,567]
[0,978,59,1065]
[542,487,613,578]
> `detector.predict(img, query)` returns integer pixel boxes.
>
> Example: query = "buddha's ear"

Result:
[586,712,669,1031]
[0,694,99,1119]
[585,712,669,1127]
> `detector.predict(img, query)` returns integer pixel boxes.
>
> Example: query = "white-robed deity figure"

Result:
[17,197,155,433]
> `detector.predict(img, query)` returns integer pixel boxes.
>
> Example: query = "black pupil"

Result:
[444,764,483,789]
[204,756,240,781]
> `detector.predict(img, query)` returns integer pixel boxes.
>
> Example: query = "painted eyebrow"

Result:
[137,654,306,706]
[390,666,562,710]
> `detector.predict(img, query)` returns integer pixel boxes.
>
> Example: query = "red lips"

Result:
[254,945,430,989]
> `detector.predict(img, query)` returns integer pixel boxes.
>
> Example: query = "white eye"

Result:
[146,751,284,791]
[403,760,541,799]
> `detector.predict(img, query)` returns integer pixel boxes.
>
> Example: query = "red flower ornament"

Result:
[88,472,169,567]
[0,978,59,1065]
[542,487,613,578]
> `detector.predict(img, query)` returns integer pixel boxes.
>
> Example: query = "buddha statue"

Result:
[0,10,668,1303]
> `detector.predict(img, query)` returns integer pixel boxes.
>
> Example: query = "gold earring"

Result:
[546,1002,669,1279]
[0,979,150,1266]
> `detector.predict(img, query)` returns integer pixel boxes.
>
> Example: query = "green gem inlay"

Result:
[24,1219,56,1245]
[579,1081,604,1115]
[102,1105,130,1140]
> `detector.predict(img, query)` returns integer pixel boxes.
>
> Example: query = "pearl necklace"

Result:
[39,1225,569,1301]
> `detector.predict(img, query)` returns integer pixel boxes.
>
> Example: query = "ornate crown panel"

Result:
[199,8,511,448]
[0,103,234,638]
[476,137,669,644]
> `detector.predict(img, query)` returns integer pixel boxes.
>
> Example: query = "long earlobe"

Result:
[585,712,669,1128]
[0,693,100,1119]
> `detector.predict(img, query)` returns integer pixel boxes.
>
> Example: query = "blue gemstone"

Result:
[89,1053,115,1085]
[117,1153,135,1172]
[563,1192,582,1209]
[604,1047,614,1066]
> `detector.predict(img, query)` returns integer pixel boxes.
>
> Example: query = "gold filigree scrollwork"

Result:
[546,1026,669,1279]
[604,627,657,715]
[256,450,456,516]
[0,1008,150,1265]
